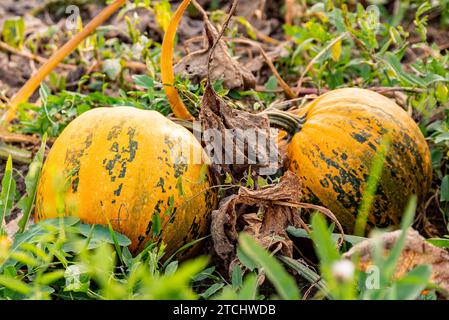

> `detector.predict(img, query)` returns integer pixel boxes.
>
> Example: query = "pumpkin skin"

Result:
[286,88,432,232]
[35,107,217,256]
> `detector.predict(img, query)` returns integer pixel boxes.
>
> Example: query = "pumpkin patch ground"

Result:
[0,0,449,302]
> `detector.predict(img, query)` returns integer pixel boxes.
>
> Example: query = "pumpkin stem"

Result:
[161,0,195,121]
[263,110,306,136]
[0,0,127,127]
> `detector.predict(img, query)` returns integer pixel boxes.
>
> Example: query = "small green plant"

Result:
[0,216,209,300]
[2,17,25,49]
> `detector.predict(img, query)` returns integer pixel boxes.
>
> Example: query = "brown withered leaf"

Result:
[199,85,282,181]
[343,229,449,296]
[226,0,281,37]
[211,171,303,266]
[174,18,256,90]
[243,41,291,73]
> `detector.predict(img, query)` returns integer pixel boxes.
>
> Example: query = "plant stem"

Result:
[0,143,32,164]
[161,0,195,121]
[262,110,306,136]
[0,41,76,71]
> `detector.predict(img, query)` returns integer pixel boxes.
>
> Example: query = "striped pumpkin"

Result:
[285,88,432,231]
[35,107,216,256]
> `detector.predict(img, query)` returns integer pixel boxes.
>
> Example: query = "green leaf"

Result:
[39,84,50,105]
[10,217,79,253]
[17,134,47,233]
[0,155,16,234]
[279,255,330,297]
[224,172,233,184]
[434,133,449,144]
[106,219,125,265]
[38,270,65,286]
[64,264,90,293]
[154,0,172,32]
[382,196,417,280]
[9,251,40,267]
[86,243,116,286]
[237,273,259,300]
[200,283,225,299]
[331,39,342,61]
[231,264,243,290]
[0,275,32,296]
[236,16,257,40]
[146,257,208,300]
[151,213,161,237]
[384,52,425,86]
[310,213,341,265]
[389,265,432,300]
[2,17,25,48]
[236,246,257,271]
[192,266,215,282]
[355,136,390,236]
[440,175,449,202]
[238,233,300,300]
[164,261,178,276]
[264,76,278,91]
[287,226,366,246]
[426,238,449,248]
[133,75,154,89]
[246,167,255,189]
[435,83,449,103]
[76,223,131,247]
[162,235,210,269]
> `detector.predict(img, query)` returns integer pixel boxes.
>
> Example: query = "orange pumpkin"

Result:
[35,107,217,256]
[274,88,432,231]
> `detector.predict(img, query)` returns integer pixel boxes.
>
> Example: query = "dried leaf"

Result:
[243,41,290,73]
[232,0,280,37]
[343,229,449,296]
[174,18,256,90]
[211,171,305,267]
[200,85,281,180]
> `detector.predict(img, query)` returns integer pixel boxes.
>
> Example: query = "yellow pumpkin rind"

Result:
[286,88,432,232]
[35,107,217,256]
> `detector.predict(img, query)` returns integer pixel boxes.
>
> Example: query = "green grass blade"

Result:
[279,255,330,298]
[389,265,432,300]
[354,136,390,236]
[0,274,33,296]
[310,213,341,265]
[383,195,417,279]
[238,233,300,300]
[238,273,259,300]
[162,235,210,269]
[106,219,124,265]
[17,134,47,233]
[0,155,16,235]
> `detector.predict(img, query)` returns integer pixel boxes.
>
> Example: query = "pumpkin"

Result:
[35,107,217,256]
[275,88,432,232]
